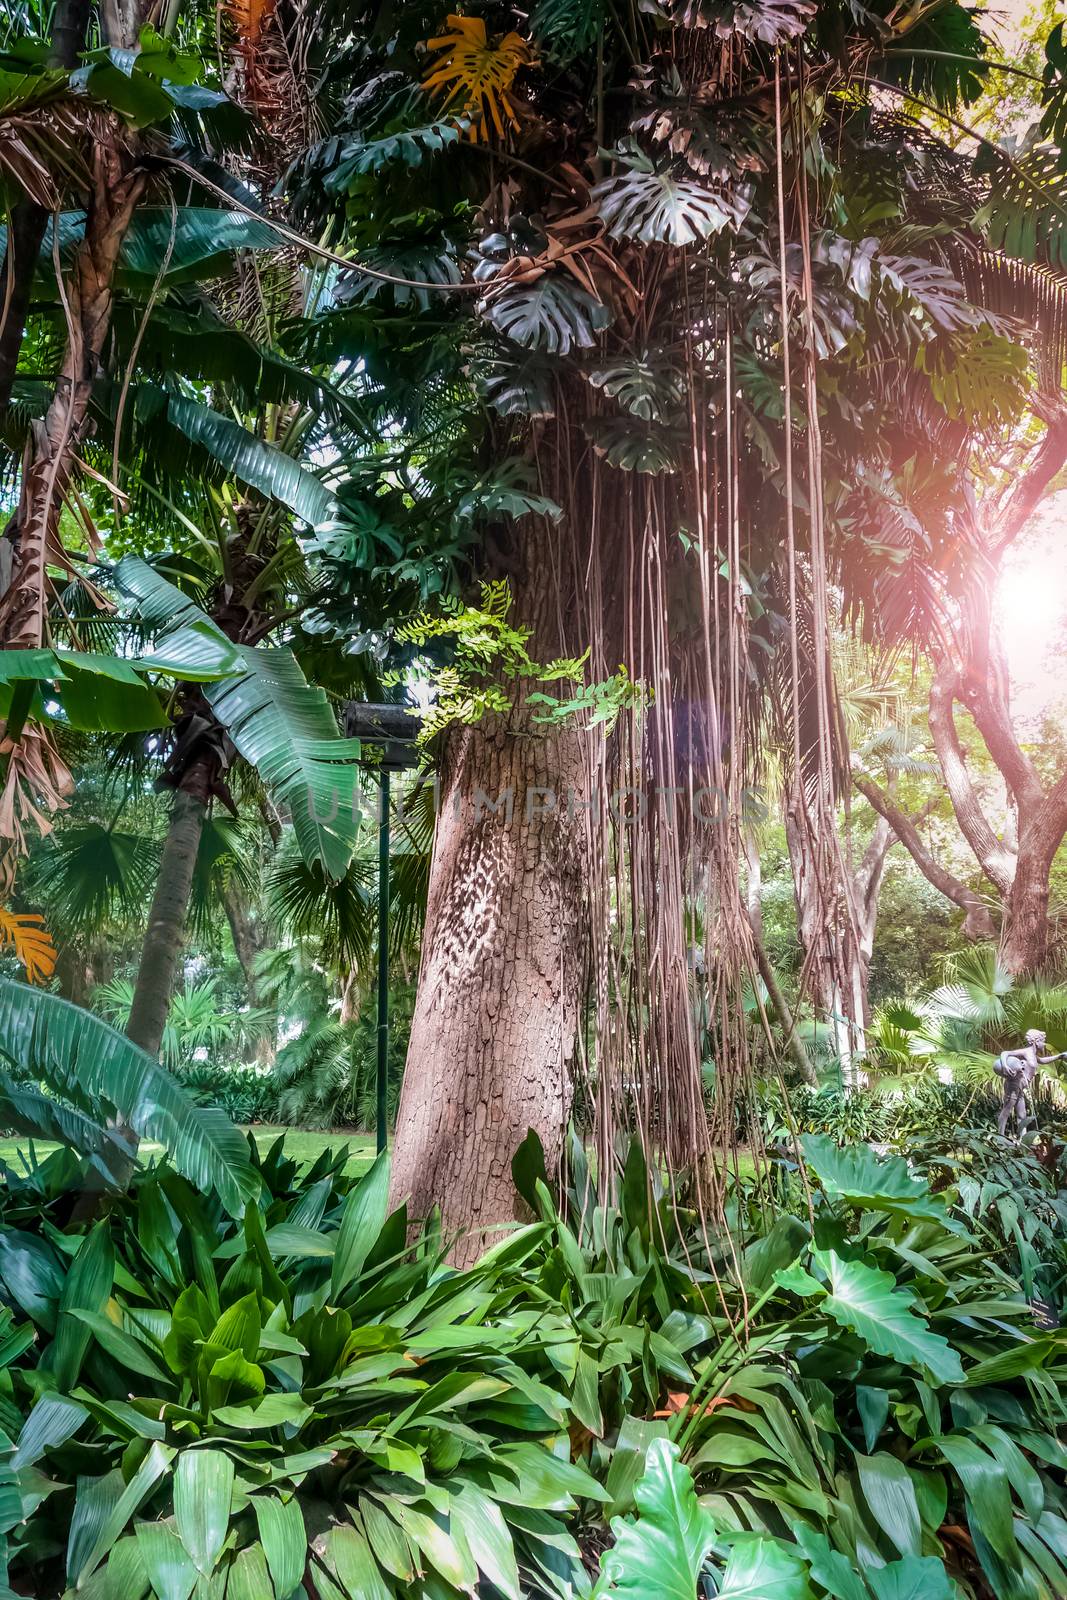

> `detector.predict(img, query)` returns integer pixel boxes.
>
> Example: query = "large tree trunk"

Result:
[126,755,214,1056]
[389,503,591,1261]
[390,711,588,1263]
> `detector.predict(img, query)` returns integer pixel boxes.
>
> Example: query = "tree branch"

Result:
[852,774,995,939]
[927,664,1016,895]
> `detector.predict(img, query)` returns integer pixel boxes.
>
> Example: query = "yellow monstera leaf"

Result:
[423,14,534,139]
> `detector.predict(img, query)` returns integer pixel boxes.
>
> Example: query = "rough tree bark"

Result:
[389,517,590,1263]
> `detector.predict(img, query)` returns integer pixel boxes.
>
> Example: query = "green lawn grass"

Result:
[0,1125,375,1176]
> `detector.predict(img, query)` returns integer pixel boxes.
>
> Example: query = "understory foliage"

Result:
[0,1124,1065,1599]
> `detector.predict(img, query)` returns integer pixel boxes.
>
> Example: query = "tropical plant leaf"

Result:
[422,14,534,140]
[483,275,612,353]
[801,1135,947,1221]
[115,556,362,881]
[812,1248,965,1386]
[594,145,750,244]
[584,416,681,473]
[715,1533,813,1598]
[594,1438,717,1599]
[161,395,337,528]
[974,139,1067,269]
[0,980,258,1213]
[0,908,55,983]
[673,0,814,45]
[586,351,686,421]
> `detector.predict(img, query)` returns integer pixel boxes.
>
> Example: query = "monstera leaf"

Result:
[812,1249,965,1386]
[675,0,815,42]
[587,352,686,420]
[474,348,557,417]
[483,275,612,353]
[594,145,750,244]
[594,1439,717,1599]
[584,417,681,473]
[801,1135,947,1222]
[974,139,1067,268]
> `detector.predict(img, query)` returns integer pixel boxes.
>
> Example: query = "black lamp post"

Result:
[342,704,423,1154]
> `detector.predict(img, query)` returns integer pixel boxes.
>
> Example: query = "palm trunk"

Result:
[126,755,215,1056]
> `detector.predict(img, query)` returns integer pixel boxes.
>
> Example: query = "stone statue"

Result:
[994,1029,1065,1137]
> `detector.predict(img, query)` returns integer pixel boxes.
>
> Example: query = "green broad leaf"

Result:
[792,1526,868,1600]
[164,395,337,527]
[855,1452,922,1558]
[212,1394,312,1430]
[970,1423,1044,1523]
[174,1449,234,1575]
[224,1544,276,1600]
[325,1524,391,1600]
[866,1555,959,1600]
[53,658,165,733]
[206,1293,261,1360]
[451,1485,521,1600]
[387,1501,478,1593]
[0,648,64,683]
[135,1518,198,1600]
[715,1534,813,1598]
[0,981,258,1214]
[97,1535,151,1600]
[253,1493,307,1599]
[483,275,612,354]
[359,1500,416,1581]
[71,1440,173,1585]
[331,1150,390,1298]
[492,1442,611,1509]
[801,1136,946,1221]
[11,1394,88,1470]
[743,1214,809,1295]
[263,1223,335,1258]
[116,555,361,882]
[937,1435,1016,1562]
[69,1308,172,1383]
[0,1229,65,1330]
[856,1387,890,1454]
[134,621,243,681]
[594,1438,717,1599]
[812,1250,964,1386]
[207,1348,265,1406]
[50,1222,114,1391]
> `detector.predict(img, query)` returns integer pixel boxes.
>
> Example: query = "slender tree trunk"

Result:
[224,880,275,1065]
[0,135,144,647]
[0,0,91,417]
[390,708,588,1262]
[126,756,214,1055]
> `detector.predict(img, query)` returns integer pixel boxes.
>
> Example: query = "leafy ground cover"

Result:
[1,1125,1065,1598]
[0,1127,374,1177]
